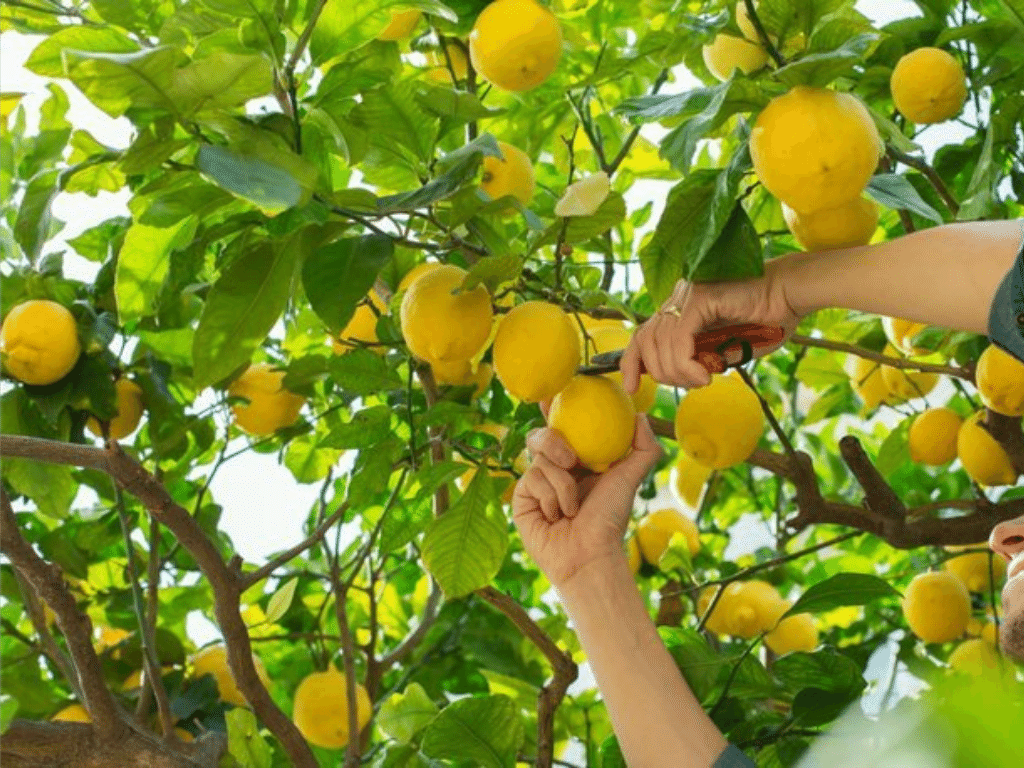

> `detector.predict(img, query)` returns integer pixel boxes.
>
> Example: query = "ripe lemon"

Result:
[698,584,739,635]
[702,34,769,81]
[882,316,930,357]
[948,638,1002,676]
[890,47,967,124]
[493,300,580,402]
[397,262,442,294]
[765,605,819,656]
[481,141,535,210]
[191,645,270,708]
[52,703,91,723]
[674,372,764,470]
[400,264,493,364]
[849,355,895,411]
[880,346,938,401]
[293,666,372,749]
[548,375,635,472]
[735,1,761,42]
[0,299,81,385]
[426,44,469,83]
[782,197,879,251]
[908,408,962,465]
[672,451,713,507]
[981,621,998,646]
[636,508,700,567]
[469,0,562,92]
[957,411,1016,487]
[96,625,131,650]
[432,358,493,397]
[376,10,421,41]
[726,580,786,639]
[587,325,657,412]
[976,343,1024,417]
[626,535,642,575]
[577,314,626,334]
[902,571,971,643]
[228,363,306,437]
[944,546,1007,593]
[87,377,145,440]
[332,292,386,355]
[750,86,881,215]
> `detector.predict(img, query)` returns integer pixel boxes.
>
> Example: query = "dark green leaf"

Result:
[302,234,393,334]
[328,349,403,395]
[13,170,59,264]
[322,405,394,450]
[196,143,309,215]
[773,34,879,87]
[462,253,524,293]
[420,694,524,768]
[865,174,944,224]
[784,573,899,618]
[690,202,763,283]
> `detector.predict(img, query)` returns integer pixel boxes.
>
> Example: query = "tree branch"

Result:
[378,578,444,671]
[983,410,1024,477]
[788,334,974,379]
[742,0,785,67]
[886,146,960,217]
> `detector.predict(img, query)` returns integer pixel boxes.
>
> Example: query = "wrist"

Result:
[554,553,633,606]
[771,244,869,319]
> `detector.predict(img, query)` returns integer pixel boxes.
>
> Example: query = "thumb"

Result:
[609,415,662,486]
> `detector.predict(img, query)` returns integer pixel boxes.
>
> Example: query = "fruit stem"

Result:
[741,0,785,68]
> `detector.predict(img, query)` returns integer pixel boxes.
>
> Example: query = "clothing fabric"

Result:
[987,221,1024,363]
[712,744,757,767]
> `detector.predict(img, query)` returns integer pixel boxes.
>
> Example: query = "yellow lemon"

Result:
[87,377,145,440]
[426,44,469,83]
[190,644,270,708]
[0,299,81,385]
[469,0,562,92]
[432,358,493,397]
[735,1,761,42]
[880,346,938,401]
[948,638,1003,676]
[332,292,386,355]
[902,571,972,643]
[376,9,421,41]
[944,546,1007,593]
[400,264,493,364]
[175,727,194,742]
[122,665,173,692]
[701,34,769,81]
[96,625,131,650]
[52,703,91,723]
[227,363,306,437]
[577,314,627,334]
[674,372,764,470]
[976,343,1024,417]
[891,47,967,124]
[908,408,963,465]
[672,452,714,507]
[292,666,373,749]
[698,584,739,635]
[493,301,581,403]
[636,508,700,567]
[587,325,657,412]
[957,411,1017,487]
[626,535,642,575]
[726,580,786,639]
[750,86,881,214]
[548,375,635,472]
[782,197,879,251]
[398,262,443,294]
[765,605,819,656]
[481,141,535,210]
[981,621,999,646]
[882,316,930,357]
[849,355,895,411]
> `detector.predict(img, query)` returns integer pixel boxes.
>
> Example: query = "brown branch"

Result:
[655,579,686,627]
[378,578,444,671]
[477,587,578,768]
[11,569,83,703]
[417,363,451,515]
[838,435,907,539]
[983,410,1024,477]
[788,335,974,379]
[327,546,364,768]
[886,146,960,216]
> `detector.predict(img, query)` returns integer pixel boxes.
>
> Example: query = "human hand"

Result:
[511,411,662,590]
[620,262,802,391]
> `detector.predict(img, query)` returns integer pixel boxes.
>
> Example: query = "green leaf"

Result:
[415,82,505,124]
[875,417,910,477]
[662,627,729,703]
[784,573,899,619]
[599,735,628,768]
[196,143,310,215]
[328,349,403,395]
[773,34,879,87]
[348,438,402,508]
[322,406,393,450]
[420,694,524,768]
[957,126,997,220]
[284,434,342,483]
[13,170,59,264]
[25,26,139,78]
[192,240,302,389]
[115,218,196,323]
[998,0,1024,31]
[262,577,298,625]
[462,253,524,293]
[302,234,393,335]
[225,708,272,768]
[865,174,944,224]
[540,192,627,247]
[350,80,436,165]
[421,470,509,599]
[378,682,439,744]
[773,648,866,698]
[690,201,763,283]
[411,460,468,499]
[310,1,457,65]
[169,52,274,115]
[796,348,848,390]
[63,47,180,118]
[0,694,18,734]
[378,496,434,555]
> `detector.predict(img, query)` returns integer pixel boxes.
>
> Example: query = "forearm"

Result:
[780,220,1024,335]
[555,556,728,768]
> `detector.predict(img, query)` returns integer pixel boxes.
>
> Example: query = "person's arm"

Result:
[555,555,731,768]
[780,220,1024,335]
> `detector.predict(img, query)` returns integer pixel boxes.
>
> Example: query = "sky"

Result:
[0,0,962,749]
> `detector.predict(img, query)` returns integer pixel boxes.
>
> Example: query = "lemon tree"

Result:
[1,1,1022,767]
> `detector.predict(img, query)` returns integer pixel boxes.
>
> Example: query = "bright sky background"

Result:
[1,0,978,751]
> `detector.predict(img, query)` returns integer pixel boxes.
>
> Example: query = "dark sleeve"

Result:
[988,223,1024,364]
[713,744,757,767]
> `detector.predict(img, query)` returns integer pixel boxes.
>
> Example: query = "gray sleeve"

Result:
[713,744,757,767]
[987,222,1024,364]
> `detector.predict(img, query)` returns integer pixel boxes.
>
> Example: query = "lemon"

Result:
[981,621,998,646]
[726,580,786,639]
[554,171,611,217]
[493,300,581,402]
[849,355,895,411]
[736,1,761,42]
[636,508,700,567]
[548,375,635,472]
[948,638,1002,676]
[908,408,963,465]
[397,262,442,294]
[882,316,930,357]
[292,666,373,749]
[880,345,938,401]
[765,605,819,656]
[332,292,386,355]
[400,264,493,364]
[626,535,642,575]
[0,299,81,385]
[227,363,306,437]
[122,665,173,692]
[52,703,91,723]
[191,644,270,708]
[698,584,739,635]
[376,9,421,41]
[432,358,493,397]
[469,0,562,92]
[957,411,1017,487]
[87,377,145,440]
[577,314,627,334]
[426,43,469,83]
[976,343,1024,417]
[587,325,657,412]
[674,372,764,470]
[96,625,131,650]
[782,197,879,251]
[891,47,967,124]
[750,86,882,215]
[672,452,714,507]
[175,727,194,742]
[481,141,536,210]
[944,546,1007,593]
[702,34,769,81]
[902,571,972,643]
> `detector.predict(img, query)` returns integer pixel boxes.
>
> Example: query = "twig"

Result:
[788,334,974,380]
[886,146,960,216]
[736,366,797,457]
[605,68,670,176]
[742,0,785,67]
[285,0,329,75]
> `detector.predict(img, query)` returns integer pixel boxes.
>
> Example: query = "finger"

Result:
[525,427,577,470]
[533,454,580,518]
[524,468,562,523]
[657,320,679,387]
[636,317,667,384]
[609,415,663,485]
[620,329,644,394]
